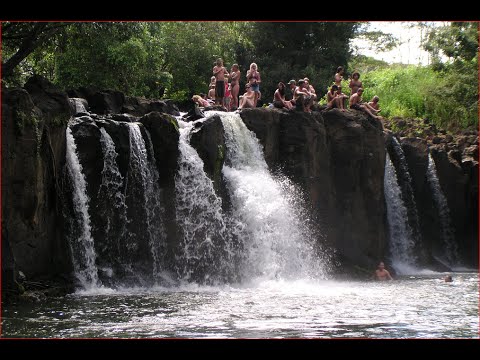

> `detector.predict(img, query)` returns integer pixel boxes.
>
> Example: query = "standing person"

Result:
[334,66,345,87]
[213,58,229,106]
[224,82,232,111]
[273,82,293,109]
[374,262,393,281]
[230,64,241,110]
[208,76,216,100]
[349,71,363,94]
[246,62,261,107]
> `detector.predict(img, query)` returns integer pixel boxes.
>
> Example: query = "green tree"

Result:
[243,22,360,101]
[157,22,251,100]
[1,22,70,85]
[422,22,478,129]
[54,22,165,97]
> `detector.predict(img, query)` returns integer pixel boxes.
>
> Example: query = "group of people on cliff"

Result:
[192,59,382,121]
[192,58,259,111]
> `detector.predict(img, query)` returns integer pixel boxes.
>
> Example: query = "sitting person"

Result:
[207,77,216,100]
[335,86,348,110]
[192,94,209,107]
[200,93,214,106]
[349,88,381,119]
[326,85,348,111]
[238,84,256,109]
[304,77,317,101]
[294,79,314,113]
[287,79,297,106]
[273,82,293,109]
[368,95,381,112]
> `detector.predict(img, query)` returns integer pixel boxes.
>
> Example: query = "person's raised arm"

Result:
[256,72,261,83]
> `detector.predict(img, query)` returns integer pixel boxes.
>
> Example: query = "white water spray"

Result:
[218,112,327,280]
[427,153,458,265]
[127,123,165,278]
[65,126,100,289]
[384,152,418,274]
[174,119,233,282]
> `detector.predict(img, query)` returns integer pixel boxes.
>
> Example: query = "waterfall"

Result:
[126,123,165,280]
[69,98,87,114]
[384,152,418,274]
[174,120,233,283]
[218,112,327,280]
[96,127,128,278]
[427,153,458,265]
[389,137,422,246]
[65,126,100,289]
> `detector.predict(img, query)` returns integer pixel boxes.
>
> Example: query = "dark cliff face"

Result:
[399,138,478,268]
[3,77,477,292]
[1,78,73,285]
[238,108,387,270]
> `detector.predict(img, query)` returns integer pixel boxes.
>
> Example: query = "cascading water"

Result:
[384,152,418,274]
[427,153,458,265]
[95,127,128,278]
[126,123,166,280]
[65,126,100,289]
[218,112,327,281]
[174,119,234,283]
[389,137,422,247]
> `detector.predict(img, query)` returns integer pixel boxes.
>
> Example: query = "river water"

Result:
[2,272,478,338]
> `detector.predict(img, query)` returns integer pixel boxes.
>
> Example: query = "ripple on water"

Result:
[2,274,478,338]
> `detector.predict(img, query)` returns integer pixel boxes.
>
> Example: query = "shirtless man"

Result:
[349,71,363,94]
[349,88,381,119]
[326,85,340,110]
[374,262,393,281]
[230,64,241,110]
[213,58,229,106]
[295,79,313,113]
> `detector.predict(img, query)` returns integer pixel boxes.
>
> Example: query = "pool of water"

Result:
[2,273,478,338]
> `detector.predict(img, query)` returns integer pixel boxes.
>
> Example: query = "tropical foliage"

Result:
[2,21,477,130]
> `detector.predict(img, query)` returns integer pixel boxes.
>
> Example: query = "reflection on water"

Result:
[2,273,478,339]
